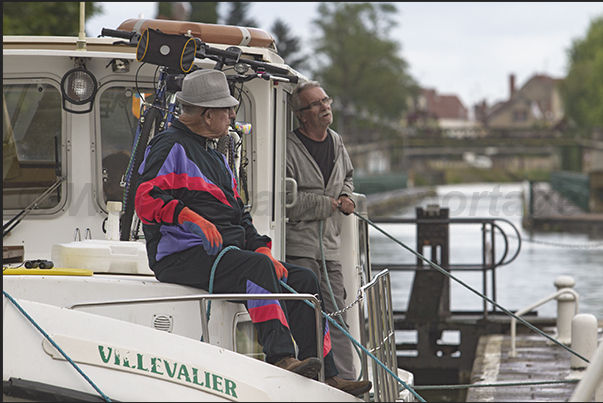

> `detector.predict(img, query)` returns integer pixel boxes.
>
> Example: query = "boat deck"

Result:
[466,332,586,402]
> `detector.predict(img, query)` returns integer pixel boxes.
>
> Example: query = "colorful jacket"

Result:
[135,119,270,269]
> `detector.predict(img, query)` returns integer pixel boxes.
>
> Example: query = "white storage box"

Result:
[51,239,153,275]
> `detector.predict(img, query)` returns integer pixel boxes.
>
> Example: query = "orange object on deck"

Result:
[117,19,276,50]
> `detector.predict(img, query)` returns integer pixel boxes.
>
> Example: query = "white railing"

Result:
[358,269,399,401]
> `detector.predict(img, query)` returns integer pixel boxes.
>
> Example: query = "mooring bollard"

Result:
[567,313,598,380]
[511,276,579,357]
[570,338,603,402]
[554,275,577,345]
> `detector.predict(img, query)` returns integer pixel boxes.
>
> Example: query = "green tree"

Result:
[190,2,218,24]
[3,2,102,36]
[311,2,416,143]
[560,15,603,136]
[270,18,308,73]
[222,2,257,27]
[156,2,218,24]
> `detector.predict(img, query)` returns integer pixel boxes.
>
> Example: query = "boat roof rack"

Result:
[116,18,278,51]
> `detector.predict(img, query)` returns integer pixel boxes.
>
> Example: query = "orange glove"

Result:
[255,246,288,280]
[178,207,223,255]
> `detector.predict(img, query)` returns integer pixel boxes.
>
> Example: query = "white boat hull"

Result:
[3,295,360,402]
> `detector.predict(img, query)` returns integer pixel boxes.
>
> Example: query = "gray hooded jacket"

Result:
[285,129,354,260]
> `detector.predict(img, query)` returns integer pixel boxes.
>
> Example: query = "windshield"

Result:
[3,82,62,211]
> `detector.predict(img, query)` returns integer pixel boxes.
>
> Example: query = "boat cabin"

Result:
[3,18,413,402]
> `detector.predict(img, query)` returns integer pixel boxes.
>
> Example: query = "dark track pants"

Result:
[153,245,339,378]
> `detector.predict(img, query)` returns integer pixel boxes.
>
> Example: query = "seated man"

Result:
[134,69,371,396]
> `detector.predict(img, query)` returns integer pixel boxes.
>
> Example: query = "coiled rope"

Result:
[6,212,589,401]
[203,244,426,401]
[200,245,240,342]
[200,212,590,398]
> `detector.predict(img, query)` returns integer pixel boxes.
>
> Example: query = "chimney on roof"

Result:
[509,74,516,99]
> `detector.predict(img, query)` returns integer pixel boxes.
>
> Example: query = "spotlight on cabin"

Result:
[60,67,98,114]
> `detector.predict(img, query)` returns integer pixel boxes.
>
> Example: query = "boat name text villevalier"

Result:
[42,335,245,400]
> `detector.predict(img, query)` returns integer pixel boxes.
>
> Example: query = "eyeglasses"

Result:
[298,97,333,112]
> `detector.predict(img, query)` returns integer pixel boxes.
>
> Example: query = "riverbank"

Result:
[364,186,436,217]
[467,332,575,402]
[523,181,603,238]
[366,182,603,401]
[363,178,603,238]
[412,167,551,187]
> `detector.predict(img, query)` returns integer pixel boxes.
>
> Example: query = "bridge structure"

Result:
[347,130,603,182]
[347,135,580,159]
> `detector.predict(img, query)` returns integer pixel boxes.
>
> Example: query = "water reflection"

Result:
[370,182,603,319]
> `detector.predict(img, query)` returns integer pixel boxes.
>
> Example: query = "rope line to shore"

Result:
[411,378,579,390]
[353,212,591,364]
[203,246,426,401]
[3,291,112,402]
[499,231,603,249]
[279,280,427,402]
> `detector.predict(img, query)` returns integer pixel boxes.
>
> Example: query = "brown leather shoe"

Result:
[325,376,372,396]
[275,356,322,379]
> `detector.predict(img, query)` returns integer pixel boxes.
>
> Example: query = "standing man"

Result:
[135,69,370,396]
[285,81,358,381]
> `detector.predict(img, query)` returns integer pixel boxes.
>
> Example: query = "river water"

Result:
[368,182,603,320]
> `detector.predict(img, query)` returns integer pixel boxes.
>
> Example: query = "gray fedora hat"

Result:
[176,69,239,108]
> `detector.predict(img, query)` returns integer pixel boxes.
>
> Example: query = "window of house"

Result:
[513,109,528,122]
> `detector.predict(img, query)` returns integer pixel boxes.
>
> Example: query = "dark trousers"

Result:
[153,245,339,378]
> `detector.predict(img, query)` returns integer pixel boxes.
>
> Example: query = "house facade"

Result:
[478,74,565,129]
[406,88,469,127]
[404,87,480,138]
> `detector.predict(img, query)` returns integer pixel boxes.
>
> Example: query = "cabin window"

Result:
[229,96,252,208]
[286,91,296,132]
[97,85,155,205]
[96,84,253,210]
[234,312,266,361]
[3,82,64,212]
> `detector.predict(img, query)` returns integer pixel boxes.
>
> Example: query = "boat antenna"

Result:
[76,2,87,51]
